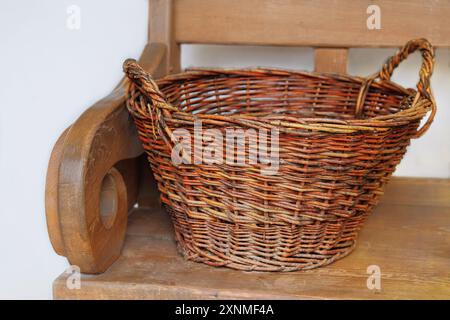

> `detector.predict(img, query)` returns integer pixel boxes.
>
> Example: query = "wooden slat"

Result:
[53,178,450,300]
[314,48,348,73]
[173,0,450,47]
[149,0,181,73]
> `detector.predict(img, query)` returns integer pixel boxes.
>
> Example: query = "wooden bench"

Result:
[46,0,450,299]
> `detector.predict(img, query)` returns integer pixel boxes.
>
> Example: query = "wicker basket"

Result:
[123,39,436,271]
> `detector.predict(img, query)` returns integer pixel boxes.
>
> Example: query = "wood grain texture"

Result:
[173,0,450,47]
[149,0,181,73]
[114,158,140,211]
[314,48,348,73]
[382,177,450,208]
[46,43,168,273]
[45,127,70,256]
[53,178,450,300]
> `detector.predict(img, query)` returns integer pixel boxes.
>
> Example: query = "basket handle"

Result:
[123,58,168,106]
[123,59,179,149]
[356,38,436,138]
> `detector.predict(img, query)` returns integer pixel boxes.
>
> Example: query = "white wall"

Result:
[0,0,148,299]
[0,0,448,299]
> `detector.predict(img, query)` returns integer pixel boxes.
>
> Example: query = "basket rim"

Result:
[145,67,432,134]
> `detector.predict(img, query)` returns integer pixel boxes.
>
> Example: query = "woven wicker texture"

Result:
[124,39,435,271]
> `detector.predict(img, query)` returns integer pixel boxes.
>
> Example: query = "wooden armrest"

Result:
[45,43,167,273]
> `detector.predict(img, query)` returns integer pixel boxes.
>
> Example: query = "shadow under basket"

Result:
[124,39,436,271]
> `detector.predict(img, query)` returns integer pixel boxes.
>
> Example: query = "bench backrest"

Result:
[148,0,450,74]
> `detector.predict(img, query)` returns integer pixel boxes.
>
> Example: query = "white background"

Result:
[0,0,449,299]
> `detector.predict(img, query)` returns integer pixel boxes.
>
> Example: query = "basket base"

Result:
[176,240,357,272]
[169,211,360,272]
[166,203,366,272]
